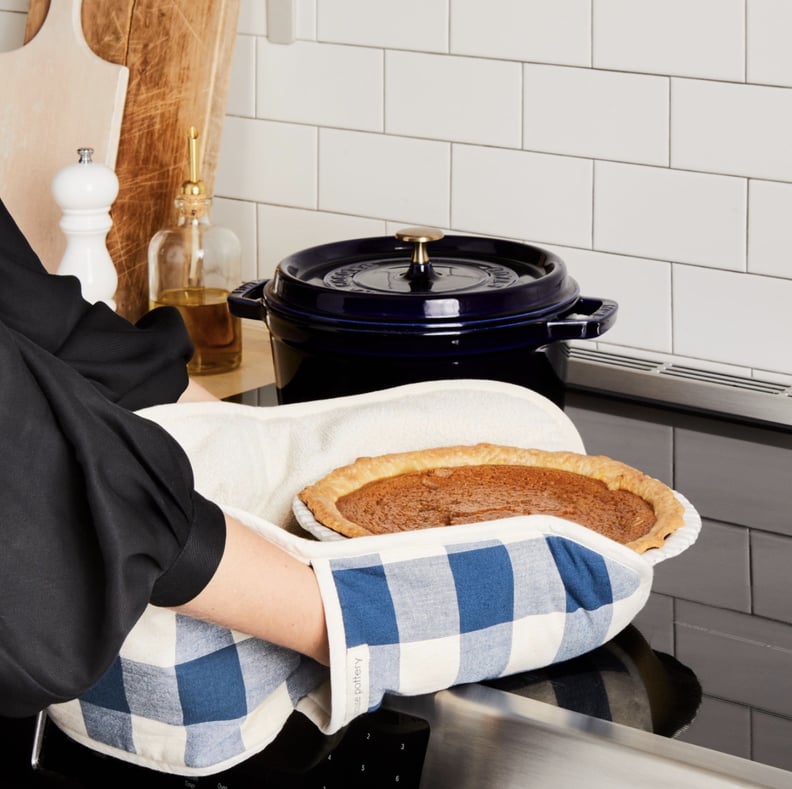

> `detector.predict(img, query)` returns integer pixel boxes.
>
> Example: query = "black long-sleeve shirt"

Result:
[0,198,226,718]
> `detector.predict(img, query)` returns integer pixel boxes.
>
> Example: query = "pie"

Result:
[297,443,685,553]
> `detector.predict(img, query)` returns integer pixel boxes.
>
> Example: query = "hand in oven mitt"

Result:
[262,511,652,734]
[47,380,653,775]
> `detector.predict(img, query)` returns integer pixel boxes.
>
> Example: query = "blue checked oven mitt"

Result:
[292,511,651,734]
[46,380,653,775]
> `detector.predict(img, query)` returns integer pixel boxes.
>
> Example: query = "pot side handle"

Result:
[545,297,618,341]
[228,279,269,320]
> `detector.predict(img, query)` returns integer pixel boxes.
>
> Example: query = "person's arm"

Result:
[174,514,329,665]
[0,323,226,718]
[0,198,193,410]
[0,197,326,721]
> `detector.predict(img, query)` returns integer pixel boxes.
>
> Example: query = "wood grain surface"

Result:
[26,0,240,321]
[0,0,127,281]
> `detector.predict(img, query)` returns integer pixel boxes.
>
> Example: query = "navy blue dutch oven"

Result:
[228,228,617,405]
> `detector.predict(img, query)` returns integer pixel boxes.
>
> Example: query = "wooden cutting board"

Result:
[0,0,128,276]
[25,0,240,321]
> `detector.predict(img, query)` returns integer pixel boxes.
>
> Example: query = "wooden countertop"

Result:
[190,320,275,399]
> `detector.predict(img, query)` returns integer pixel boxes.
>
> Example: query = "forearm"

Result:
[177,377,220,403]
[173,514,330,665]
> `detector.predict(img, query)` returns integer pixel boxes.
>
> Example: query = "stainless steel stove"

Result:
[4,378,792,788]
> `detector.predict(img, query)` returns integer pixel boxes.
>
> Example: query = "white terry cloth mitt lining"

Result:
[147,377,589,530]
[46,379,653,776]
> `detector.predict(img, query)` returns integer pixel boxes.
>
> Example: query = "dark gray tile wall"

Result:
[675,601,792,719]
[680,696,751,759]
[753,711,792,772]
[565,400,674,485]
[567,395,792,773]
[653,519,751,612]
[632,593,674,654]
[674,427,792,536]
[751,531,792,624]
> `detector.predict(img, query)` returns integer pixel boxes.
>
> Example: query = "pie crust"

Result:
[297,443,685,553]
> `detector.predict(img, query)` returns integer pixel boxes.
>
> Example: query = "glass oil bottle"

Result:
[148,127,242,374]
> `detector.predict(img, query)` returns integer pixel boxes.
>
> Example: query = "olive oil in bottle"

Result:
[148,127,242,375]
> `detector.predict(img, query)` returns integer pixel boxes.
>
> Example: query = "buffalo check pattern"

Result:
[313,523,651,733]
[48,517,652,776]
[52,616,327,773]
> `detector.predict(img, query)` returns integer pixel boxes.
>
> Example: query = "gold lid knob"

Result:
[395,227,445,245]
[395,227,444,270]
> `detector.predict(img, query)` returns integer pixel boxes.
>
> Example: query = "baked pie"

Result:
[297,443,685,553]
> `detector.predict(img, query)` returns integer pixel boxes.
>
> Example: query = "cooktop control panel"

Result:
[29,707,429,788]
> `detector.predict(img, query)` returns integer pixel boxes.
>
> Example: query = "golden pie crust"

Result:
[297,443,685,553]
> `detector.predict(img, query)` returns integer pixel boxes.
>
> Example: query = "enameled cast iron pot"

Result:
[228,228,617,405]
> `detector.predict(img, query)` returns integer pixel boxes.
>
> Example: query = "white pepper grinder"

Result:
[51,147,119,310]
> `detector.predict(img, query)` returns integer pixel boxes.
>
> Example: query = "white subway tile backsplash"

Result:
[296,0,317,40]
[256,40,382,131]
[451,0,590,66]
[3,0,792,381]
[747,0,792,87]
[226,35,256,118]
[386,52,521,148]
[318,129,450,226]
[237,0,267,36]
[551,247,672,352]
[523,65,668,165]
[317,0,448,53]
[257,205,386,278]
[672,79,792,181]
[451,145,592,247]
[593,0,745,81]
[215,117,317,207]
[211,197,258,283]
[748,180,792,277]
[673,265,792,371]
[594,162,746,270]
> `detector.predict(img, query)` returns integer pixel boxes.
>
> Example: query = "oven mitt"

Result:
[45,380,653,776]
[247,508,653,735]
[45,606,331,776]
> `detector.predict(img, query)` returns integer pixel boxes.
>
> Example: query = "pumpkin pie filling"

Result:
[298,443,685,553]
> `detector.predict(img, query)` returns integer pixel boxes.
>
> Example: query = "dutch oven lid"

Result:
[266,228,580,327]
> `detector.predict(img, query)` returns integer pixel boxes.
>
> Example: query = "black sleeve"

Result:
[0,198,193,410]
[0,200,226,718]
